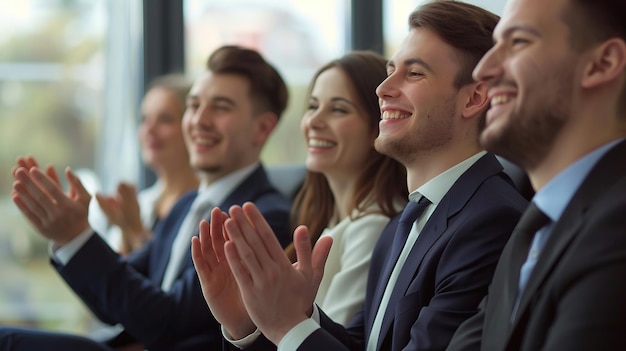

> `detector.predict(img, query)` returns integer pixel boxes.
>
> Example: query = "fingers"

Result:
[191,236,212,279]
[209,208,228,262]
[224,208,264,276]
[12,168,55,221]
[45,164,61,187]
[13,156,39,178]
[224,240,253,288]
[292,225,313,273]
[118,183,137,199]
[241,202,288,263]
[11,188,44,230]
[65,168,92,205]
[311,236,333,287]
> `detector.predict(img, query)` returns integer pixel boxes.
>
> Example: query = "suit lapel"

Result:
[376,203,449,349]
[374,153,505,350]
[508,140,626,333]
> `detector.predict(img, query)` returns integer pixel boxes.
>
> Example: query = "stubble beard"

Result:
[481,72,572,172]
[375,97,456,166]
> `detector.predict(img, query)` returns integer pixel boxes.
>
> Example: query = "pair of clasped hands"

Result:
[191,204,333,345]
[11,156,148,255]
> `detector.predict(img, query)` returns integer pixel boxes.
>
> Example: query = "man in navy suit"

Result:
[6,46,292,351]
[191,2,527,351]
[447,0,626,349]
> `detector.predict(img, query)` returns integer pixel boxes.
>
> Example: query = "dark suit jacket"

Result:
[448,141,626,351]
[54,165,292,351]
[240,153,528,351]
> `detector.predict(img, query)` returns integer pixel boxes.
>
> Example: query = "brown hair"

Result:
[409,0,499,88]
[207,45,288,119]
[285,51,408,262]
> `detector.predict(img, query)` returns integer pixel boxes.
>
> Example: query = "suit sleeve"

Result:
[53,234,218,349]
[445,296,487,351]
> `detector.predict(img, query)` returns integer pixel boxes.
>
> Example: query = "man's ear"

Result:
[253,112,278,146]
[461,81,490,119]
[581,38,626,89]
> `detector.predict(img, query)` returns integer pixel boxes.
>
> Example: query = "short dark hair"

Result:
[561,0,626,116]
[409,0,499,88]
[207,45,288,119]
[562,0,626,51]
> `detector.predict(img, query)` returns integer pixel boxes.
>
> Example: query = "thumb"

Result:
[311,236,332,287]
[65,168,92,204]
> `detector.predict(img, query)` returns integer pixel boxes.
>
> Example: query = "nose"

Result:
[473,45,503,85]
[189,104,213,128]
[376,73,400,101]
[304,106,325,130]
[141,116,157,134]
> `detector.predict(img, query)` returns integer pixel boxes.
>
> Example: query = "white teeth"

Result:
[194,139,217,146]
[308,139,335,148]
[381,111,411,120]
[491,95,512,106]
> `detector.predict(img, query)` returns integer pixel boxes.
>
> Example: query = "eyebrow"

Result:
[310,96,356,107]
[387,57,435,74]
[497,24,542,41]
[187,95,236,106]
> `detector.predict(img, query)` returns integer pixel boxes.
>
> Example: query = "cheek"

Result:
[300,117,307,135]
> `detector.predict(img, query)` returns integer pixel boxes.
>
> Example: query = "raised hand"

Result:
[191,208,256,339]
[12,157,92,246]
[95,182,149,254]
[223,202,333,345]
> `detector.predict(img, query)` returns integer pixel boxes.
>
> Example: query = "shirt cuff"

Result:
[49,228,95,265]
[222,325,263,349]
[277,318,321,351]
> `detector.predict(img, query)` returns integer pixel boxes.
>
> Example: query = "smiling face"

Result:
[139,86,189,172]
[182,71,272,181]
[474,0,578,170]
[374,28,464,166]
[302,67,376,180]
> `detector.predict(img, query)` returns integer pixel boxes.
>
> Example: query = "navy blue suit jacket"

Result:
[54,165,292,351]
[239,153,527,351]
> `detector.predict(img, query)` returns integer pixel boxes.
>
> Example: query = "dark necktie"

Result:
[385,196,432,274]
[368,196,432,351]
[510,202,550,320]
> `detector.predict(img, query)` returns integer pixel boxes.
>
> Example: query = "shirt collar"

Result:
[195,162,260,208]
[408,151,487,204]
[533,138,624,222]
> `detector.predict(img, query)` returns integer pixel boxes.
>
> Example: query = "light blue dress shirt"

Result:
[512,139,623,320]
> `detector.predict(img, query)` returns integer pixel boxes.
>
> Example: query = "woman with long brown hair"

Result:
[286,51,407,325]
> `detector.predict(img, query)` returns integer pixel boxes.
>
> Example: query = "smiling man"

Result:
[5,46,292,351]
[190,2,529,351]
[448,0,626,350]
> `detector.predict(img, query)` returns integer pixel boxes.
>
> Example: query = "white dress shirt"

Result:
[161,162,259,290]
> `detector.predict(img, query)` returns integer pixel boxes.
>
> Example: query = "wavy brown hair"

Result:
[285,51,408,262]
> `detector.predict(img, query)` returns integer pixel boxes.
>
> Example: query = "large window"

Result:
[0,0,142,334]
